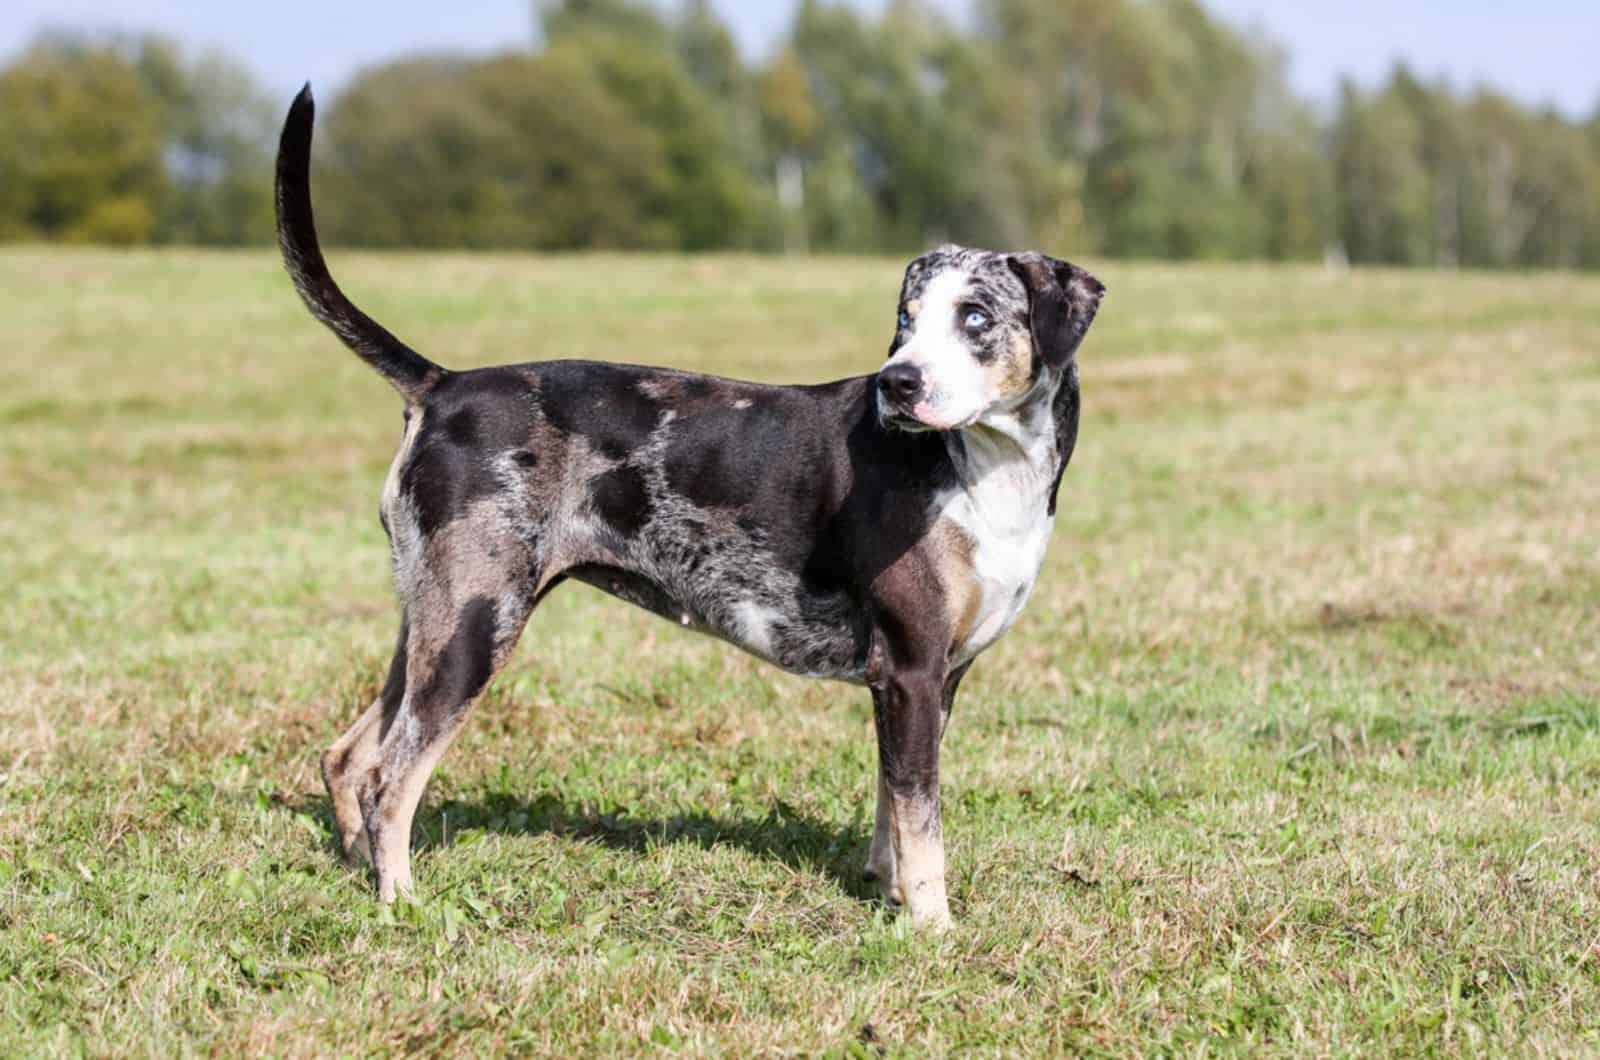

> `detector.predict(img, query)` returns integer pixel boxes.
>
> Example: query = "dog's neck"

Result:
[944,390,1060,527]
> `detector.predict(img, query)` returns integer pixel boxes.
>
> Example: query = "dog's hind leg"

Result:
[359,588,533,903]
[321,620,408,865]
[323,699,379,863]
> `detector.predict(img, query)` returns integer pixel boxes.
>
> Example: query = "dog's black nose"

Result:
[878,363,923,403]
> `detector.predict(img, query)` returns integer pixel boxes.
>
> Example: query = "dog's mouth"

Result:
[878,396,978,434]
[880,406,934,432]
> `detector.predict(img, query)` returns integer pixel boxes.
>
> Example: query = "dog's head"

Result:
[877,245,1104,431]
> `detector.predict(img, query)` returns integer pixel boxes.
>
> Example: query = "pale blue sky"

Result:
[2,0,1596,117]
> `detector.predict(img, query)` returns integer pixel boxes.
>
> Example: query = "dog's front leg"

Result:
[865,662,969,908]
[863,770,896,893]
[869,661,952,930]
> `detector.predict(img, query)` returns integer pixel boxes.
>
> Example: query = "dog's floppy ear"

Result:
[1007,253,1105,370]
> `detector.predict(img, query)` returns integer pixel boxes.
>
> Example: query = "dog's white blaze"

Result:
[943,406,1058,667]
[886,269,988,429]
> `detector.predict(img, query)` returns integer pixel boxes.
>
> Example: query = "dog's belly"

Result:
[705,589,870,682]
[566,562,870,683]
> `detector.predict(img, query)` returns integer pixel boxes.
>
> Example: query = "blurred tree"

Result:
[1332,75,1433,264]
[1584,102,1600,267]
[1235,42,1332,261]
[757,47,821,252]
[319,54,673,249]
[134,38,277,244]
[537,0,666,43]
[675,0,743,102]
[1462,92,1598,268]
[976,0,1330,259]
[0,3,1594,265]
[758,48,821,165]
[1327,70,1600,269]
[1244,112,1332,261]
[675,1,784,249]
[0,36,166,243]
[0,31,277,245]
[533,0,767,249]
[547,30,761,248]
[792,0,991,251]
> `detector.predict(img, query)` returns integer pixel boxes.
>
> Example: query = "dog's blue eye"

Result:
[964,310,989,330]
[898,310,910,330]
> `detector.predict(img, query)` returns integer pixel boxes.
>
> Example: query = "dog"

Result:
[276,86,1104,929]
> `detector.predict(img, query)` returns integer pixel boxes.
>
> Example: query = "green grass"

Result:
[2,247,1598,1055]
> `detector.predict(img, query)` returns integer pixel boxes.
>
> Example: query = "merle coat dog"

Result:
[276,86,1104,928]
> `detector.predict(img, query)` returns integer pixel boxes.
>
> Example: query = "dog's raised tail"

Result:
[275,85,442,402]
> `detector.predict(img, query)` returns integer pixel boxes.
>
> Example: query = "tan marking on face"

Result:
[905,298,922,316]
[994,328,1036,402]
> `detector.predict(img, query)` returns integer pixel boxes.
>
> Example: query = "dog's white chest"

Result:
[939,426,1057,667]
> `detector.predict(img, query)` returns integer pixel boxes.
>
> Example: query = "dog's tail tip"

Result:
[281,84,314,153]
[291,83,315,120]
[274,82,441,403]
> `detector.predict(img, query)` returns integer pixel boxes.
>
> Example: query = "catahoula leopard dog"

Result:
[276,86,1104,929]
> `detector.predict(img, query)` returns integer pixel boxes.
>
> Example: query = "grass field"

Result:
[2,247,1598,1055]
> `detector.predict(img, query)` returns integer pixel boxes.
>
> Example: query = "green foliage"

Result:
[1,5,1598,264]
[537,0,670,48]
[0,32,274,247]
[675,0,745,102]
[547,30,760,250]
[312,4,766,250]
[757,49,821,158]
[134,39,277,245]
[973,0,1331,260]
[792,0,983,250]
[1333,69,1600,269]
[0,37,167,242]
[317,54,677,250]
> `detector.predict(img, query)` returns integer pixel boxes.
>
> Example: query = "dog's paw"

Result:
[863,851,897,893]
[901,878,952,931]
[864,863,904,908]
[342,829,373,867]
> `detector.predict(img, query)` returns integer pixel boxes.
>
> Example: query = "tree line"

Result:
[2,0,1597,266]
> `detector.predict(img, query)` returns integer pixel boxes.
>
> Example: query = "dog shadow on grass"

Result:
[284,789,877,902]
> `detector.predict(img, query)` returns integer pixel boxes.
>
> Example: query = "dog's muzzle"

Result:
[877,363,927,427]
